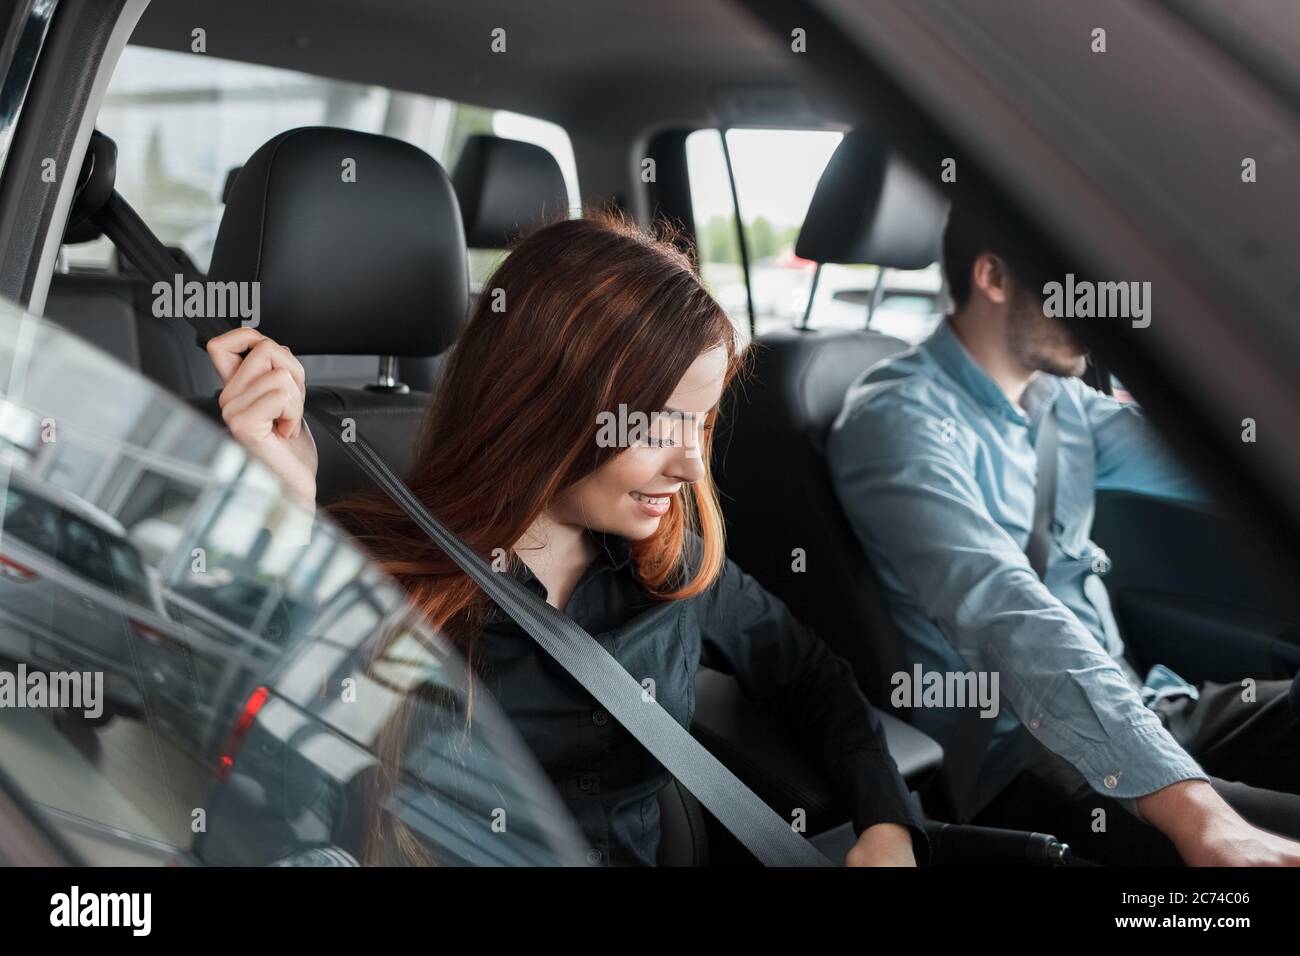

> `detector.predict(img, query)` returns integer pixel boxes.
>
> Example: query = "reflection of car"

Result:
[0,470,170,725]
[0,306,589,868]
[193,575,581,866]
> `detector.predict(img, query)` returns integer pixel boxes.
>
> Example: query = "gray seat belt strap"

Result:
[1026,405,1060,580]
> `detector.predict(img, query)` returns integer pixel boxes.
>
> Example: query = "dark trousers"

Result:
[972,679,1300,865]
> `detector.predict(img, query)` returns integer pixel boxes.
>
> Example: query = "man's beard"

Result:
[1006,290,1088,377]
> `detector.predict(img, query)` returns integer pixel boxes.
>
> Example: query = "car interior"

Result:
[0,0,1298,880]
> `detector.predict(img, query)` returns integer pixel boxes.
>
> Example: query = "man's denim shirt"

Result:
[827,318,1210,812]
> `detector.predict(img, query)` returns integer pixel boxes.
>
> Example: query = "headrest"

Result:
[209,127,468,357]
[796,126,946,270]
[451,135,569,248]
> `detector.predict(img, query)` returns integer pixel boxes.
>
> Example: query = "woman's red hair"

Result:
[330,210,741,654]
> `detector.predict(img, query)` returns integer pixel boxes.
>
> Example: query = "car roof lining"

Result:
[128,0,858,136]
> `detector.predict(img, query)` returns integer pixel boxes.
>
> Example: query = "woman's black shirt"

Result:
[472,532,926,865]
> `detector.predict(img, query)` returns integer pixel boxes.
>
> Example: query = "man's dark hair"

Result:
[941,193,1061,311]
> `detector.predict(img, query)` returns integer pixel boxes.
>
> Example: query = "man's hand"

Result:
[845,822,917,867]
[1137,779,1300,866]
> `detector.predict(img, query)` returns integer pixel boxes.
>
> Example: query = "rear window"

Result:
[685,127,943,342]
[63,45,580,285]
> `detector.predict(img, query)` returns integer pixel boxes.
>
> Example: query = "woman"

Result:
[206,211,924,866]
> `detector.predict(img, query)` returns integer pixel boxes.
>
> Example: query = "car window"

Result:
[1,485,59,554]
[57,514,150,606]
[104,536,152,605]
[62,45,580,286]
[685,128,944,343]
[1,485,152,605]
[0,303,586,866]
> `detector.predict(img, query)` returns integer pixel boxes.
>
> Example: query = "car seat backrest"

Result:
[714,327,911,703]
[713,125,948,705]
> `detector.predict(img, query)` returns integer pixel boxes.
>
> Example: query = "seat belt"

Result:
[942,403,1059,820]
[1025,406,1059,580]
[93,191,831,866]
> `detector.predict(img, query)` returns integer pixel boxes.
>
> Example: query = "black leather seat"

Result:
[203,126,470,504]
[712,127,947,730]
[451,134,569,251]
[46,269,231,395]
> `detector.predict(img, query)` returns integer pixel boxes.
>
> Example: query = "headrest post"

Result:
[798,262,823,331]
[367,355,410,395]
[866,267,890,329]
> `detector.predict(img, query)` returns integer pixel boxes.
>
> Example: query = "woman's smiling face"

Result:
[549,345,729,540]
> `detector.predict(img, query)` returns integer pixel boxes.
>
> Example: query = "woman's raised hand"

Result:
[207,327,318,504]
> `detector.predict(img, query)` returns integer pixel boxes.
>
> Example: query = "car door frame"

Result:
[0,0,149,314]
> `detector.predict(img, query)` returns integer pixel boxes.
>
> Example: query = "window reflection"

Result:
[0,308,585,866]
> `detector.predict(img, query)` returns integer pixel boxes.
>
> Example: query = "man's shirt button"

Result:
[579,773,596,792]
[1028,717,1042,730]
[592,710,608,727]
[1103,773,1120,790]
[586,848,603,865]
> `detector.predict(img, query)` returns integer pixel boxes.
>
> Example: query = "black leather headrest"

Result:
[451,135,569,248]
[796,127,946,270]
[209,127,467,357]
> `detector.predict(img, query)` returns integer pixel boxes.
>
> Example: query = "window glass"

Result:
[106,536,152,606]
[0,305,586,866]
[59,517,115,593]
[1,485,59,554]
[685,130,747,333]
[723,128,842,338]
[65,45,579,287]
[685,128,945,343]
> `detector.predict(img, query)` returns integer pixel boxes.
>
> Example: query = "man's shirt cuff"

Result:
[1068,720,1209,804]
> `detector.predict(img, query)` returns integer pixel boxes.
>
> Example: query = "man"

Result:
[826,197,1300,865]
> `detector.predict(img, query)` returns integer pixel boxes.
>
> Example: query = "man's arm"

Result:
[828,392,1300,865]
[1070,380,1205,501]
[827,392,1207,801]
